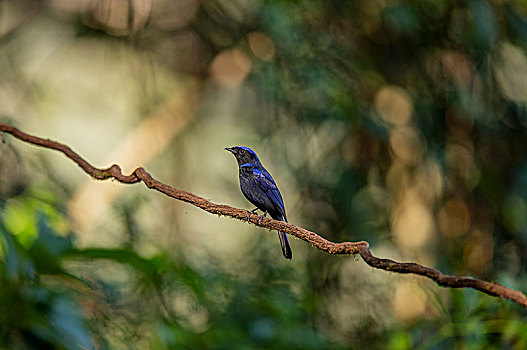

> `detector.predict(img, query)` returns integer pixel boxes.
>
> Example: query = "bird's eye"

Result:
[240,149,246,154]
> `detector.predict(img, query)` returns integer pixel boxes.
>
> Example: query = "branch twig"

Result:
[1,122,526,308]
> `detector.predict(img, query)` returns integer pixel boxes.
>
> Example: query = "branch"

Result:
[1,122,526,309]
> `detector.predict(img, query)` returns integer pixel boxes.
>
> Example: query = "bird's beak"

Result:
[225,147,235,153]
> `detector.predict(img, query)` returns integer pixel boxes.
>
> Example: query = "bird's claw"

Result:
[257,212,267,225]
[245,209,267,225]
[245,208,260,222]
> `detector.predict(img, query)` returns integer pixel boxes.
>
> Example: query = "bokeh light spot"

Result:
[392,195,434,249]
[149,0,199,31]
[248,32,276,61]
[437,198,471,237]
[445,143,476,187]
[389,126,425,165]
[441,50,472,86]
[464,229,494,274]
[494,43,527,105]
[210,49,252,87]
[374,85,413,126]
[392,281,427,322]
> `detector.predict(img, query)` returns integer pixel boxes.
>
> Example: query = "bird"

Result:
[225,146,292,259]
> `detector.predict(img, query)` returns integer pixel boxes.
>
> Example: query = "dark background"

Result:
[1,0,527,348]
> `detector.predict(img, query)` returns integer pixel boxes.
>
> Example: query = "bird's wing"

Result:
[252,168,287,221]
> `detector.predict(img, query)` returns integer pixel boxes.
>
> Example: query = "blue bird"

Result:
[225,146,292,259]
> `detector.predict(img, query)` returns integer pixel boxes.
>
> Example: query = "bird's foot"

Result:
[245,208,259,222]
[257,212,267,225]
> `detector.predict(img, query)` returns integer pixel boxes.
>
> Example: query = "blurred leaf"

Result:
[383,4,421,36]
[468,0,497,50]
[49,298,93,349]
[3,199,37,247]
[28,213,73,274]
[0,222,35,282]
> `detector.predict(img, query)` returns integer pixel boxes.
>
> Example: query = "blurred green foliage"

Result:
[2,0,527,349]
[0,191,338,349]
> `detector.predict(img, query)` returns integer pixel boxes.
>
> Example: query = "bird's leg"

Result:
[245,208,260,221]
[257,211,267,225]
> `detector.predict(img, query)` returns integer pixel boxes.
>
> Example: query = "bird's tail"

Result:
[278,231,292,260]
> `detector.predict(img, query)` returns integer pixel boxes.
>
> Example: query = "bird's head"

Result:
[225,146,261,167]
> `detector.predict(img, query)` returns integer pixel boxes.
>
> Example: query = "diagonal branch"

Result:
[1,122,526,308]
